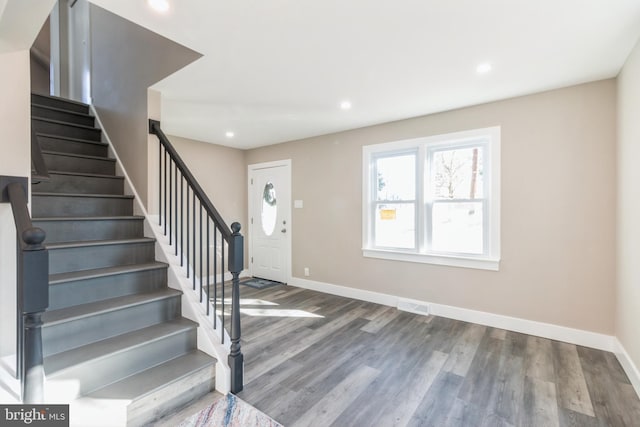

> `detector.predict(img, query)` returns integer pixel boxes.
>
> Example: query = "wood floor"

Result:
[233,284,640,427]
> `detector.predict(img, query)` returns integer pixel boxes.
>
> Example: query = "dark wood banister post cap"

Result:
[231,222,241,234]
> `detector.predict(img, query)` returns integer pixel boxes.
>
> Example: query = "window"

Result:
[362,127,500,270]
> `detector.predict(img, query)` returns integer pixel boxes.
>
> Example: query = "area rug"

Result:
[240,278,282,290]
[178,394,282,427]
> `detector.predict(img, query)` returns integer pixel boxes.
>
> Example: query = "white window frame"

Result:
[362,127,501,271]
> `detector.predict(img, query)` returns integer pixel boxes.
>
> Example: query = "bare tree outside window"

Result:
[433,147,482,200]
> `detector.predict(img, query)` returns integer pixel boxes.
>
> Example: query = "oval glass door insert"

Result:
[261,181,277,236]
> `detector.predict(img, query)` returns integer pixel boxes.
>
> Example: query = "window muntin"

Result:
[362,127,500,270]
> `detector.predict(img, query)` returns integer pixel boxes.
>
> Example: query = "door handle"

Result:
[281,228,287,233]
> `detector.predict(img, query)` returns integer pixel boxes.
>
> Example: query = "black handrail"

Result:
[149,120,244,393]
[0,176,49,403]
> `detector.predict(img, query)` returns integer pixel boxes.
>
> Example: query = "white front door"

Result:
[249,161,291,283]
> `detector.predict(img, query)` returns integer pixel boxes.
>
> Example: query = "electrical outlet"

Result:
[304,267,310,277]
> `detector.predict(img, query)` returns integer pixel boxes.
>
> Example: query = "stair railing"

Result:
[149,120,244,393]
[0,176,49,403]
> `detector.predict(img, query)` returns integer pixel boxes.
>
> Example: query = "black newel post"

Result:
[228,222,244,393]
[19,227,48,404]
[4,181,49,404]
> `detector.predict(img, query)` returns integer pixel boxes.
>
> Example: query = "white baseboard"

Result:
[290,278,397,307]
[429,302,614,352]
[614,338,640,398]
[289,277,615,352]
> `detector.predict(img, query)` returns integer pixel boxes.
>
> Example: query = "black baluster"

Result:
[174,162,178,255]
[158,142,162,226]
[222,236,225,343]
[193,194,196,290]
[163,148,167,235]
[180,176,184,266]
[200,203,203,302]
[206,218,210,313]
[169,158,172,245]
[186,188,190,278]
[213,227,217,328]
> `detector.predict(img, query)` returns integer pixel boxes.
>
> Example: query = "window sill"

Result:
[362,248,500,271]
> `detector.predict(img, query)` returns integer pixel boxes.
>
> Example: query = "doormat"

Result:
[240,278,282,289]
[178,394,282,427]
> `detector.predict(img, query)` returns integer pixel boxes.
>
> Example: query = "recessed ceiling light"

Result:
[340,100,352,110]
[476,62,492,74]
[148,0,170,13]
[225,131,235,138]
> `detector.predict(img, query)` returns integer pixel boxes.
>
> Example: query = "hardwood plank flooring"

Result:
[232,284,640,426]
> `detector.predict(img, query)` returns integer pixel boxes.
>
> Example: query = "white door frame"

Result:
[247,159,292,283]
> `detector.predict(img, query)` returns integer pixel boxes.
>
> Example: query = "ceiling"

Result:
[88,0,640,149]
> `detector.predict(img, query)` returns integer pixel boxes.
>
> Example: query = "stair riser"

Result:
[32,195,133,217]
[38,135,108,157]
[31,94,89,114]
[49,268,167,310]
[32,105,95,127]
[34,218,143,243]
[42,153,115,175]
[36,173,124,195]
[32,118,101,141]
[48,241,155,274]
[42,295,182,356]
[47,329,196,397]
[128,365,215,427]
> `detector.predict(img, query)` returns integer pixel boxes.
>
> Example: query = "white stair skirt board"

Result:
[289,277,640,401]
[92,107,231,394]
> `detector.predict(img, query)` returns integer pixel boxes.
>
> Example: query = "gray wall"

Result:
[245,79,617,334]
[30,15,49,95]
[90,4,200,208]
[617,36,640,381]
[0,0,57,358]
[0,50,30,358]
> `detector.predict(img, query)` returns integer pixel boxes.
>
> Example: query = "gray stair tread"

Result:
[48,170,123,179]
[33,103,94,119]
[36,215,144,222]
[32,116,100,131]
[33,192,133,199]
[41,150,115,162]
[46,237,154,250]
[32,93,90,108]
[87,351,215,400]
[49,262,167,285]
[43,288,182,326]
[45,319,197,375]
[36,132,108,146]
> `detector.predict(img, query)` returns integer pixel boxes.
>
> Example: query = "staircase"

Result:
[30,93,216,426]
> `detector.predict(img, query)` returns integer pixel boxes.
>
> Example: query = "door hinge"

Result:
[251,217,253,224]
[251,178,253,185]
[251,257,253,263]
